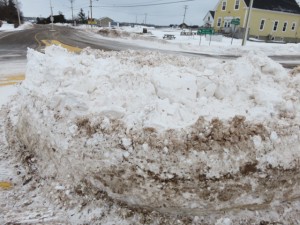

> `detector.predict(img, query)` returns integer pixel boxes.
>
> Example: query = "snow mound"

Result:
[0,21,33,31]
[0,21,14,31]
[17,22,33,30]
[98,27,161,43]
[5,46,300,220]
[22,46,297,129]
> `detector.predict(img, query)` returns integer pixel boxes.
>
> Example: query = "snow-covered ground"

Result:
[123,26,300,55]
[68,24,300,56]
[0,21,33,31]
[1,24,300,224]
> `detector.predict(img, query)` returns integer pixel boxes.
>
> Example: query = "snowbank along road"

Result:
[2,45,300,224]
[1,24,300,224]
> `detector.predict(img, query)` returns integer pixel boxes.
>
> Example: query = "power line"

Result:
[71,1,90,11]
[99,0,189,6]
[91,6,179,18]
[93,0,195,8]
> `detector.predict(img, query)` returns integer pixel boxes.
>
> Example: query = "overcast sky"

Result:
[20,0,218,25]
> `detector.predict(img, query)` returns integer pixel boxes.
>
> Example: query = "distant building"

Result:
[23,17,37,23]
[212,0,300,42]
[179,23,189,29]
[98,17,114,27]
[203,11,215,27]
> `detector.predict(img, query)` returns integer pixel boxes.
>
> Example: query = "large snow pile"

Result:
[19,46,299,129]
[17,22,33,30]
[0,21,15,30]
[0,21,33,31]
[5,46,300,223]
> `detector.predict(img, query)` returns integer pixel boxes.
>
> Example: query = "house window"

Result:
[259,19,265,30]
[217,18,222,27]
[282,22,288,32]
[222,1,227,11]
[291,22,296,31]
[235,0,240,10]
[208,16,211,21]
[273,21,279,31]
[224,21,231,28]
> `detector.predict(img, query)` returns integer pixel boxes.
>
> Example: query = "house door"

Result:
[223,17,233,33]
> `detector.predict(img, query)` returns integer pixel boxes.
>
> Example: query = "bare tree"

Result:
[0,0,23,26]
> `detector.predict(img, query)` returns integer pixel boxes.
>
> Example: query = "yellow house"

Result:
[212,0,300,42]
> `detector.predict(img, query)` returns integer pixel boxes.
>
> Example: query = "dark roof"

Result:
[179,23,189,28]
[244,0,300,14]
[209,11,215,18]
[99,17,114,21]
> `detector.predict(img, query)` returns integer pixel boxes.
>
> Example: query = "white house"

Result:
[98,17,114,27]
[203,11,215,27]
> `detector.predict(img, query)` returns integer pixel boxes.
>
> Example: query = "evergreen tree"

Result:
[77,8,86,24]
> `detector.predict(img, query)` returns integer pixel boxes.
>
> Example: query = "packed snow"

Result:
[3,45,300,224]
[1,22,300,224]
[20,46,299,129]
[0,86,18,106]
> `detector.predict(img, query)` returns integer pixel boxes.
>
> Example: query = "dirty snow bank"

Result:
[5,46,300,223]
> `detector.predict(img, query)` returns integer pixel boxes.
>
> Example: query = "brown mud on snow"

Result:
[5,101,300,224]
[4,48,300,224]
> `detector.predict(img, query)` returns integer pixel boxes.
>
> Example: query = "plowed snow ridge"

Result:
[4,46,300,224]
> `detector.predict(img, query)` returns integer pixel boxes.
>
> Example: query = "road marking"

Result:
[41,40,82,53]
[34,33,42,50]
[0,33,14,40]
[0,181,13,190]
[0,74,25,87]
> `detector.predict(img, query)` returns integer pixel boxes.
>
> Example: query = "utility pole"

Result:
[90,0,93,21]
[50,0,55,31]
[89,0,99,25]
[14,0,21,26]
[144,13,147,25]
[69,0,75,25]
[242,0,253,46]
[182,5,188,24]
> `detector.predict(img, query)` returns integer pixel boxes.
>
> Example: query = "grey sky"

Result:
[20,0,218,25]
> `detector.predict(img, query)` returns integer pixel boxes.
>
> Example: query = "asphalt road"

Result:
[0,24,299,68]
[0,24,140,59]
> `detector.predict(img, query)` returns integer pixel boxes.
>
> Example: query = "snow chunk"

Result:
[21,46,298,129]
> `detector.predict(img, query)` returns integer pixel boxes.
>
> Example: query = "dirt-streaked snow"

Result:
[2,46,300,224]
[1,23,300,225]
